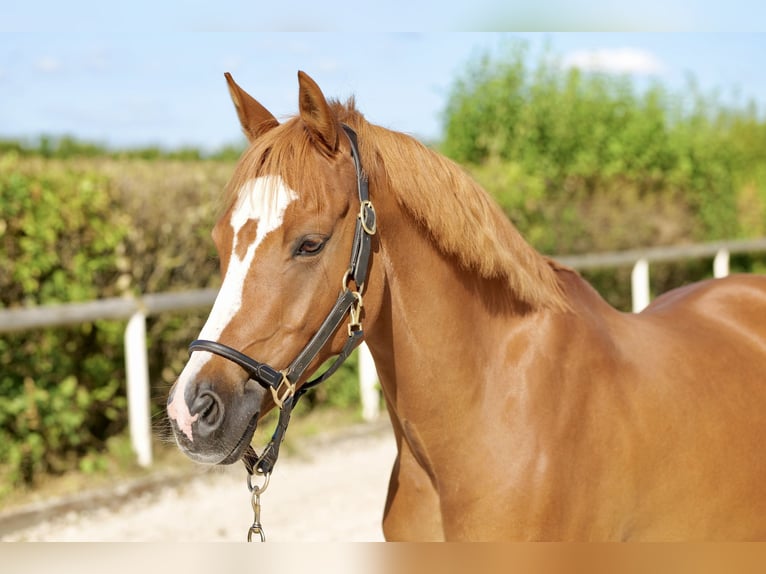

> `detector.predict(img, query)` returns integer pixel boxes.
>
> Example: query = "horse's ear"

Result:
[224,72,278,142]
[297,71,339,154]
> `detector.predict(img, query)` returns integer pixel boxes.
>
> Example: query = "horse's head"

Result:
[167,72,376,464]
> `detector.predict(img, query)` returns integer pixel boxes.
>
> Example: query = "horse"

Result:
[167,71,766,541]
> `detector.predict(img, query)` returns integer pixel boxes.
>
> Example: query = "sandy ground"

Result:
[1,423,396,542]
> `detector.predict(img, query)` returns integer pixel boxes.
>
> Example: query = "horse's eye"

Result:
[295,236,327,257]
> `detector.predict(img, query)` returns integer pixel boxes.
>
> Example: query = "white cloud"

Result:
[34,56,62,73]
[563,48,664,75]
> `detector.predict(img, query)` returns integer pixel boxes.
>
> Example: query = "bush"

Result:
[0,149,366,491]
[0,152,231,489]
[5,42,766,487]
[0,153,131,490]
[441,41,766,308]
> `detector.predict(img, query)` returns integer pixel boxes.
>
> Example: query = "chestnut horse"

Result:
[167,71,766,540]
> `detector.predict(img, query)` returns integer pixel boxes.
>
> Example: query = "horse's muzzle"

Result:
[167,376,262,465]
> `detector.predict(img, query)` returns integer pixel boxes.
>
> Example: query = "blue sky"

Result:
[2,1,765,32]
[2,31,765,150]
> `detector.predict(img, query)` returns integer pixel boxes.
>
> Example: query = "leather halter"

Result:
[188,124,376,476]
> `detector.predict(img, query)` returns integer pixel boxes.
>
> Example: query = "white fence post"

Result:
[714,248,730,278]
[359,342,380,422]
[631,258,650,313]
[124,309,153,467]
[3,237,766,468]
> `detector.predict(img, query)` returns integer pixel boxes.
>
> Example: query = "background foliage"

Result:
[0,155,130,489]
[0,146,363,493]
[0,150,362,493]
[442,43,766,307]
[2,41,766,490]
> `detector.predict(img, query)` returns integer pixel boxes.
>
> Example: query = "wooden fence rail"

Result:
[557,237,766,312]
[2,237,766,466]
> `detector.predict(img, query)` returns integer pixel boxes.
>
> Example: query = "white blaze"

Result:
[168,175,298,440]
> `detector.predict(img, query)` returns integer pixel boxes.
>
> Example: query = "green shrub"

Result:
[4,41,766,489]
[0,153,130,489]
[441,41,766,309]
[0,149,365,491]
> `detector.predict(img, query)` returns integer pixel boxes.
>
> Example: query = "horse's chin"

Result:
[174,413,259,466]
[218,414,260,465]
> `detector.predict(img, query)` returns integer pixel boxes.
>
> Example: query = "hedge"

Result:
[0,152,359,492]
[4,42,766,488]
[441,42,766,308]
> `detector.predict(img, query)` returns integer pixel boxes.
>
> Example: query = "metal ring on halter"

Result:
[342,268,366,294]
[341,269,351,291]
[248,442,274,477]
[269,372,296,410]
[247,470,271,493]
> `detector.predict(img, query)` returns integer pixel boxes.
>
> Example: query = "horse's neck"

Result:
[364,209,538,414]
[364,212,620,424]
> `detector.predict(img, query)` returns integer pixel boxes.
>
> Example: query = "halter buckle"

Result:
[348,291,363,336]
[359,200,377,236]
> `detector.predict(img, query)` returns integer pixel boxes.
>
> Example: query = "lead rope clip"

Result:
[246,472,270,542]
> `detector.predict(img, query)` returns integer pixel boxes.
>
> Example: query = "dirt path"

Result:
[1,423,396,542]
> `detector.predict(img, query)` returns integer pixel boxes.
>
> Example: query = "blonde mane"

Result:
[225,99,568,311]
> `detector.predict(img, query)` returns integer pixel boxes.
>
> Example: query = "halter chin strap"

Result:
[188,124,375,476]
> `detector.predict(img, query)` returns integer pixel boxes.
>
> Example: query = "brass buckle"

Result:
[269,372,295,410]
[359,200,377,235]
[348,291,363,336]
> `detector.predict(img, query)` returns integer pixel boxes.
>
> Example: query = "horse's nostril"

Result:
[201,397,217,421]
[193,391,224,430]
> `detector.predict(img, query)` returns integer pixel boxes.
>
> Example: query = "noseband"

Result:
[188,125,376,476]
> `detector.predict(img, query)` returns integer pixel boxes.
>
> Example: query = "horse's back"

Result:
[646,273,766,321]
[615,274,766,538]
[461,272,766,540]
[639,274,766,375]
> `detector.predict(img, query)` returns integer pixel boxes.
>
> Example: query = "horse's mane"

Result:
[226,99,568,312]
